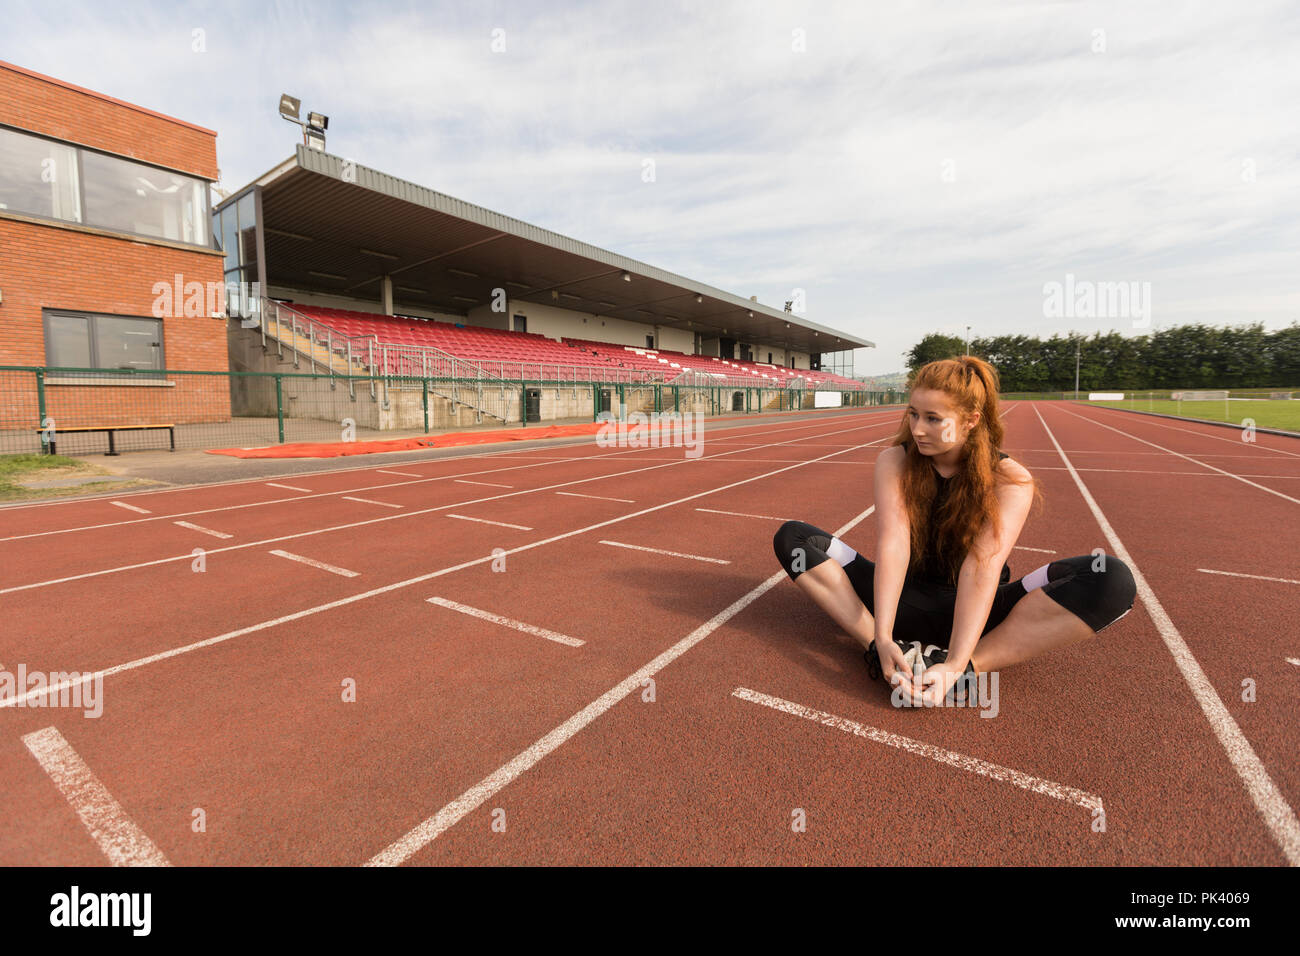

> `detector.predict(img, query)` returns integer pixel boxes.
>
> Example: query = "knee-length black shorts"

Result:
[772,519,1137,648]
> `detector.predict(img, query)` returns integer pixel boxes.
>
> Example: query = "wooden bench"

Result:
[40,424,175,456]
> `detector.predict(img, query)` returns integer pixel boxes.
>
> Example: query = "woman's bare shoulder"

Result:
[878,445,904,466]
[997,454,1033,484]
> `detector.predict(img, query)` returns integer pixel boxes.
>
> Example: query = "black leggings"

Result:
[772,520,1137,648]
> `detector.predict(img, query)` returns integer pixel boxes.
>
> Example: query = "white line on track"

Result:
[378,470,424,477]
[1036,403,1300,865]
[1287,658,1300,667]
[268,549,359,577]
[446,514,532,530]
[427,597,585,647]
[2,413,894,541]
[731,687,1103,813]
[173,520,232,539]
[1073,403,1300,459]
[110,501,150,514]
[598,539,730,564]
[0,431,884,729]
[695,507,791,521]
[342,496,402,509]
[555,491,636,502]
[21,727,172,866]
[0,409,896,518]
[1014,545,1057,553]
[266,482,311,492]
[455,479,514,488]
[1056,406,1300,504]
[1029,465,1300,479]
[1195,568,1300,586]
[0,419,883,595]
[364,503,877,866]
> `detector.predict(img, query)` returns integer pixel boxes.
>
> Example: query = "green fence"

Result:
[0,365,904,457]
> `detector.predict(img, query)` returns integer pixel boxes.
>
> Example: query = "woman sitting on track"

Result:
[772,355,1137,706]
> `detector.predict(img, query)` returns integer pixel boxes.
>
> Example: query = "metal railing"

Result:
[257,300,868,395]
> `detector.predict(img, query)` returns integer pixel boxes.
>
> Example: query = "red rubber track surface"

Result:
[0,402,1296,865]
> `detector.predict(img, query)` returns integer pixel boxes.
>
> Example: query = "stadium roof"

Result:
[219,145,873,354]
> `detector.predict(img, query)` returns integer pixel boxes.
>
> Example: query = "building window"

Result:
[513,314,527,333]
[0,127,81,222]
[44,310,164,373]
[81,150,208,245]
[0,124,210,247]
[646,334,654,348]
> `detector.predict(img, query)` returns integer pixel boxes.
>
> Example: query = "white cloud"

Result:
[4,0,1297,373]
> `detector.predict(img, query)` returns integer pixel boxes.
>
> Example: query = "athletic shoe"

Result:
[865,639,936,682]
[926,646,979,703]
[865,641,976,703]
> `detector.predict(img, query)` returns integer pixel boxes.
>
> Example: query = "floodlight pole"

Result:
[965,325,970,356]
[1075,335,1080,401]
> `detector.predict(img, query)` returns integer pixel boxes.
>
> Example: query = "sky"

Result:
[4,0,1298,375]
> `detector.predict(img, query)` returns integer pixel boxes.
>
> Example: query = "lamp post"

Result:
[1074,334,1081,401]
[965,325,971,356]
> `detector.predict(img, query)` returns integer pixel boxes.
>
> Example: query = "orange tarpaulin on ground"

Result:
[206,422,607,458]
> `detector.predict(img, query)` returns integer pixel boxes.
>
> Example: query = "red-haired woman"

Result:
[773,356,1136,706]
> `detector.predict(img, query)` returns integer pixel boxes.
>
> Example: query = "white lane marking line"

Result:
[1196,568,1300,586]
[21,727,172,867]
[265,482,311,492]
[427,597,584,647]
[1029,465,1300,479]
[1037,403,1300,865]
[455,479,514,488]
[1078,403,1300,459]
[731,687,1103,812]
[173,520,232,539]
[1056,405,1300,504]
[696,507,792,521]
[342,496,403,509]
[364,504,876,866]
[0,436,885,712]
[2,417,877,594]
[598,540,730,564]
[378,469,423,477]
[110,501,150,514]
[1286,658,1300,667]
[268,549,360,577]
[446,514,533,530]
[555,491,637,503]
[4,414,881,541]
[0,408,903,520]
[1014,545,1057,553]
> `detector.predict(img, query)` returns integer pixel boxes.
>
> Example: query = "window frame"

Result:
[0,122,212,249]
[42,308,166,375]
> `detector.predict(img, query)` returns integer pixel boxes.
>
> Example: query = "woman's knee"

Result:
[1052,553,1137,632]
[773,520,824,580]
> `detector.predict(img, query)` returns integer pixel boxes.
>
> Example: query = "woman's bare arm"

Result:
[946,461,1035,670]
[872,445,911,643]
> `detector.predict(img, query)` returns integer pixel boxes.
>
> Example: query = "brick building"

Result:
[0,60,228,446]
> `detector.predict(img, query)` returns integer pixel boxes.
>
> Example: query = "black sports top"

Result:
[907,451,1011,591]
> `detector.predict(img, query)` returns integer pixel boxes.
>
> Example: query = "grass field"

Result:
[1082,396,1300,431]
[0,453,157,502]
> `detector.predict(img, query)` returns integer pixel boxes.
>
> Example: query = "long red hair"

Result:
[891,355,1042,585]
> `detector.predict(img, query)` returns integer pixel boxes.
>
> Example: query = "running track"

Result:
[0,402,1296,865]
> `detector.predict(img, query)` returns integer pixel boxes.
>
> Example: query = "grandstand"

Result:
[274,304,865,390]
[215,144,877,433]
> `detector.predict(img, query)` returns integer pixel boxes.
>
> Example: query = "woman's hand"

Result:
[915,661,968,706]
[874,635,917,697]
